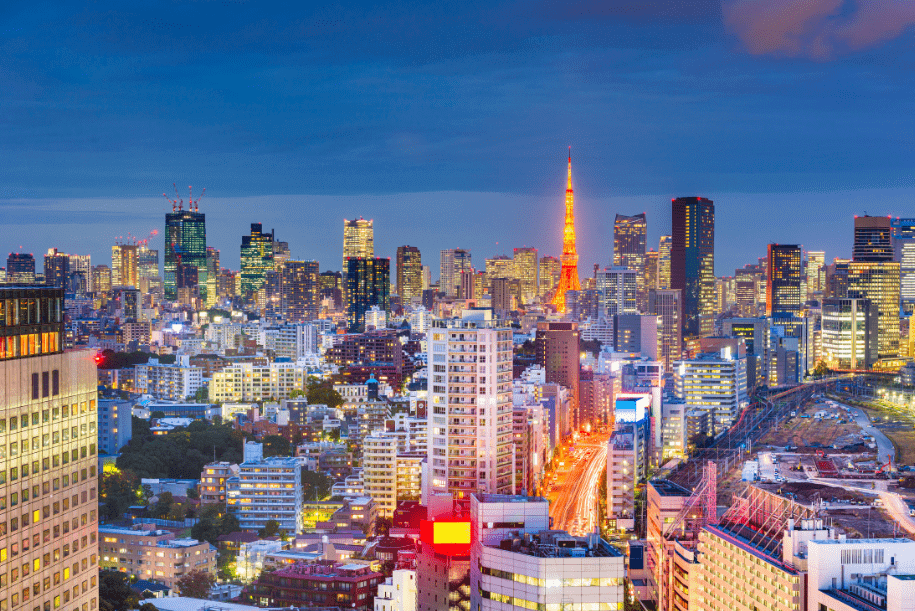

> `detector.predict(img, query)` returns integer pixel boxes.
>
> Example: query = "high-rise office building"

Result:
[535,321,581,431]
[596,267,638,317]
[66,254,91,294]
[342,218,374,271]
[766,244,802,316]
[43,249,69,289]
[272,240,290,272]
[721,317,769,389]
[657,235,672,290]
[0,285,100,611]
[426,310,513,497]
[204,247,219,307]
[671,197,715,337]
[644,250,658,294]
[552,152,581,312]
[111,243,138,288]
[539,255,561,297]
[821,297,878,370]
[137,244,160,294]
[282,260,320,322]
[847,260,901,357]
[395,245,422,301]
[893,218,915,311]
[91,265,111,294]
[345,257,390,331]
[649,289,682,372]
[6,253,36,284]
[806,250,825,298]
[240,223,274,298]
[440,249,472,298]
[513,247,539,304]
[853,214,893,262]
[164,208,207,302]
[614,213,647,311]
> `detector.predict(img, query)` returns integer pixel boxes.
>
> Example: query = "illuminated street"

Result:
[547,433,610,536]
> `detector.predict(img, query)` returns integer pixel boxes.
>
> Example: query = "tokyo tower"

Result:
[552,148,580,313]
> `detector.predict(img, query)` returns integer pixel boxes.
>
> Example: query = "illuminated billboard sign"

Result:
[420,519,472,556]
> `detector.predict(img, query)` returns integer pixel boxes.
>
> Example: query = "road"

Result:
[841,402,895,465]
[548,435,609,536]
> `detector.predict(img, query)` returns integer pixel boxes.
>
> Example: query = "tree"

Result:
[302,469,333,501]
[186,487,200,500]
[100,570,140,611]
[262,434,292,457]
[812,361,831,378]
[306,378,344,409]
[139,604,159,611]
[152,491,174,518]
[258,519,281,538]
[176,570,216,599]
[192,386,209,403]
[288,389,307,399]
[100,468,141,520]
[191,504,241,545]
[150,410,165,420]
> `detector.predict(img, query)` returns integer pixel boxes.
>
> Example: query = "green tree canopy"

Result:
[306,378,344,408]
[261,434,292,457]
[258,519,281,538]
[100,570,140,611]
[176,570,216,598]
[100,468,141,520]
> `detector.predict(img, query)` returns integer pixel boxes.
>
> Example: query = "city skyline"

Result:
[3,1,915,275]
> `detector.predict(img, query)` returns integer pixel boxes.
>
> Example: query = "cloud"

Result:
[723,0,915,59]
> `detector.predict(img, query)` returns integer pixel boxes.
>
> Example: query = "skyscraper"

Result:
[6,253,36,283]
[535,321,581,430]
[345,257,390,331]
[649,289,682,372]
[848,260,901,357]
[43,248,69,288]
[539,255,561,297]
[164,208,207,302]
[644,250,659,293]
[806,250,825,298]
[614,213,647,311]
[853,215,893,262]
[343,217,374,270]
[822,297,878,370]
[596,267,638,317]
[892,218,915,311]
[137,244,160,294]
[512,247,539,304]
[658,235,672,289]
[0,285,100,611]
[427,310,514,497]
[67,254,91,294]
[282,260,320,322]
[440,249,472,297]
[240,223,274,298]
[671,197,715,337]
[395,245,422,301]
[552,151,580,312]
[111,243,138,288]
[205,247,220,308]
[766,244,802,316]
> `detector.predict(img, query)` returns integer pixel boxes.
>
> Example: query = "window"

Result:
[41,373,49,398]
[31,374,39,400]
[51,371,59,396]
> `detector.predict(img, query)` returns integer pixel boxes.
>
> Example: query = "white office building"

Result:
[134,355,203,401]
[227,442,304,534]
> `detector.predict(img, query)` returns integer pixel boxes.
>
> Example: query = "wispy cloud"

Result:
[723,0,915,59]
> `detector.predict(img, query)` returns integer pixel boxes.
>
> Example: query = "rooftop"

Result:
[474,493,548,504]
[650,479,692,497]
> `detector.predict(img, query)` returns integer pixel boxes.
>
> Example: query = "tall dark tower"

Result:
[240,223,275,298]
[766,244,802,316]
[396,245,422,301]
[853,215,893,262]
[346,257,390,331]
[671,197,715,337]
[164,187,207,302]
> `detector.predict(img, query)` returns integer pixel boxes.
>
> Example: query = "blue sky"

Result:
[2,0,914,277]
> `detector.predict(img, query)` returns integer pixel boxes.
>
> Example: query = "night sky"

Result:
[2,0,914,278]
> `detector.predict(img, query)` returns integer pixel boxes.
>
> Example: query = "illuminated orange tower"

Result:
[552,148,580,312]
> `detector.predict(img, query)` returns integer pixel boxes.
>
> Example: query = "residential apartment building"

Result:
[97,398,133,455]
[673,346,748,435]
[227,443,303,534]
[98,525,216,588]
[134,356,203,401]
[198,462,240,504]
[210,361,310,402]
[427,310,514,497]
[362,433,423,517]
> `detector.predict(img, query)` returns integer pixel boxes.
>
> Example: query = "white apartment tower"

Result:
[427,310,513,497]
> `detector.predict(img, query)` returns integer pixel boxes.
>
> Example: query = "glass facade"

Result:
[164,210,207,301]
[0,287,64,361]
